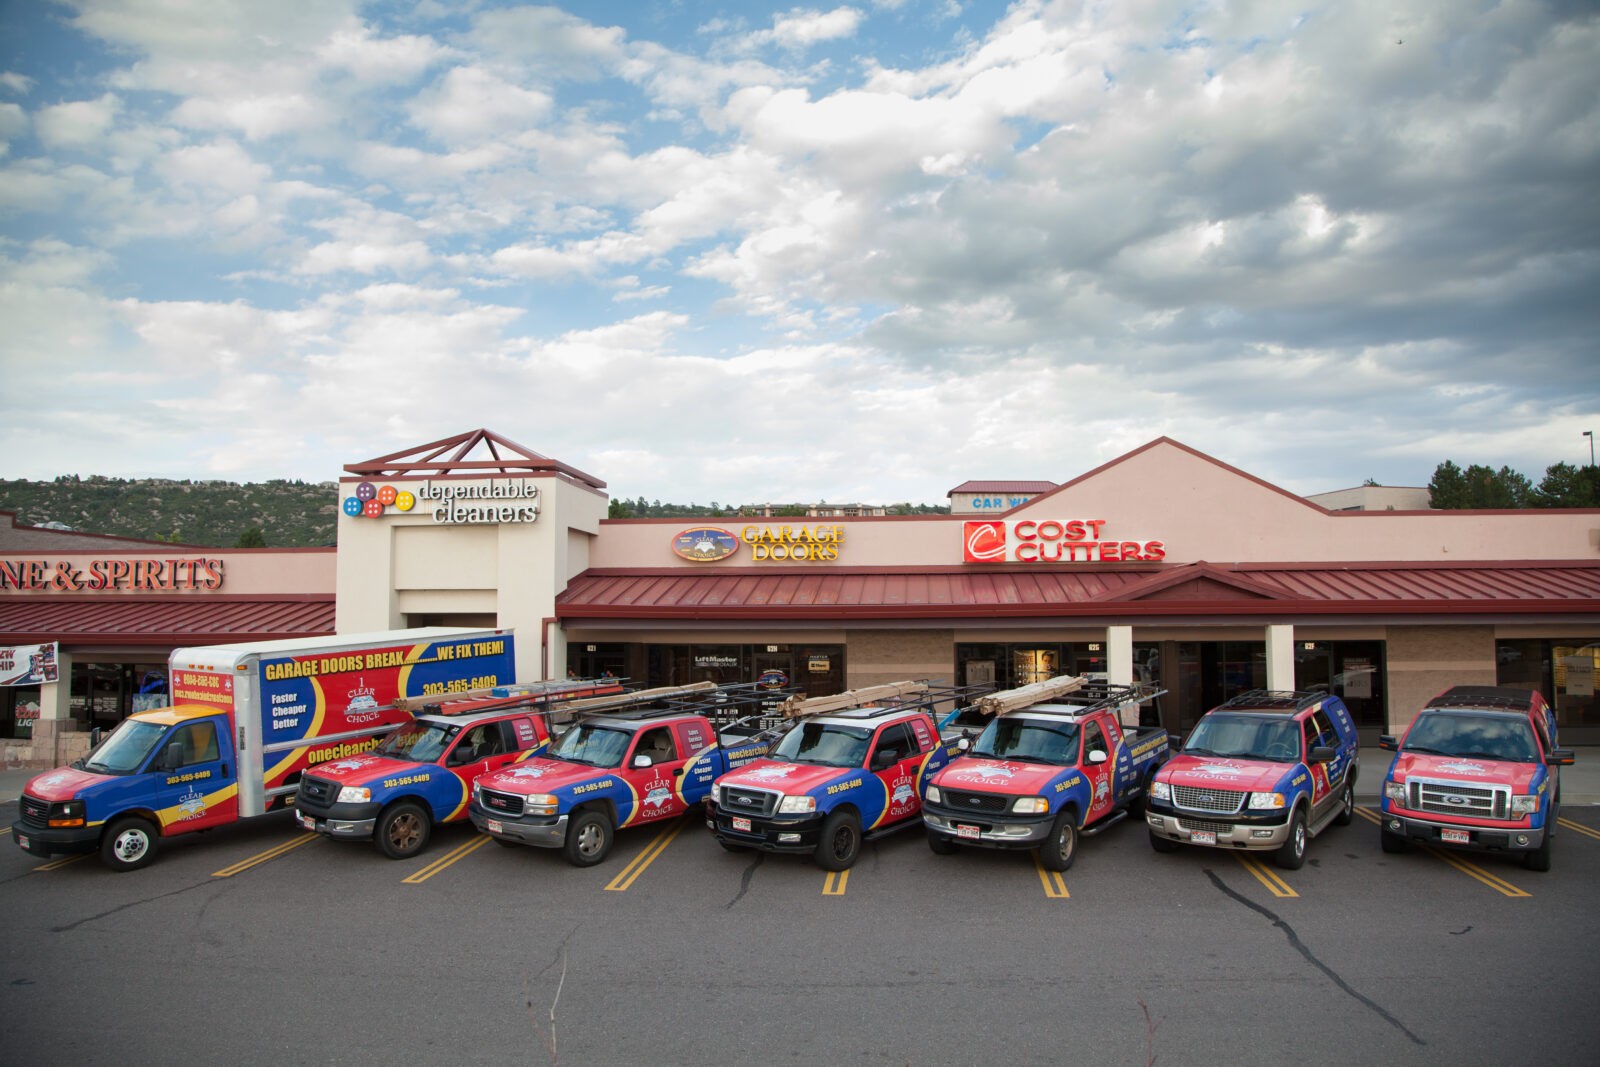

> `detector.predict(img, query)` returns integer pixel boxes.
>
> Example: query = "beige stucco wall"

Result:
[846,629,955,688]
[1383,625,1499,733]
[589,441,1599,569]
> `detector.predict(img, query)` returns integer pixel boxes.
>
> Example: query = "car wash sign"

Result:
[962,520,1165,564]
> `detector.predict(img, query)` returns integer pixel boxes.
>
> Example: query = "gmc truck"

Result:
[12,628,515,871]
[1146,689,1360,870]
[922,675,1170,871]
[470,682,783,867]
[291,678,623,858]
[705,681,986,871]
[1379,685,1574,871]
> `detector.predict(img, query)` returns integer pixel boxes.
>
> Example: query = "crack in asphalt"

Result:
[1204,868,1426,1046]
[50,880,215,933]
[725,852,764,909]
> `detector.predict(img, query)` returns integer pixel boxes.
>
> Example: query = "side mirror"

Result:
[1551,748,1576,766]
[449,746,476,765]
[871,749,899,771]
[957,737,971,752]
[632,754,653,769]
[1378,735,1398,751]
[160,741,184,771]
[1088,750,1108,765]
[1309,745,1336,763]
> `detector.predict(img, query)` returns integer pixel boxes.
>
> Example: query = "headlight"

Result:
[336,785,371,804]
[777,795,816,814]
[1248,792,1286,810]
[925,785,942,804]
[709,783,723,803]
[1510,795,1539,816]
[1384,781,1406,802]
[1150,780,1171,801]
[1013,797,1050,815]
[523,793,559,816]
[48,799,86,828]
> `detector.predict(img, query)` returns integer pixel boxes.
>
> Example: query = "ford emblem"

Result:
[1445,795,1466,805]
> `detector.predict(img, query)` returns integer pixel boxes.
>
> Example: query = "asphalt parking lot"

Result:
[4,789,1599,1067]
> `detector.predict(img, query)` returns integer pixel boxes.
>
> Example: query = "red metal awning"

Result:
[555,562,1600,622]
[0,597,335,647]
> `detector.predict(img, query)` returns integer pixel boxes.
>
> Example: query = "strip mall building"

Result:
[4,430,1598,765]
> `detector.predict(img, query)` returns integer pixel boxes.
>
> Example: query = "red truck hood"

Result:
[932,757,1061,794]
[305,754,421,785]
[717,758,851,795]
[1160,755,1290,793]
[1388,752,1537,791]
[476,755,605,795]
[25,766,113,801]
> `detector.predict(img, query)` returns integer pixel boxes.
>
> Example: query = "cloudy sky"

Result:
[2,0,1596,507]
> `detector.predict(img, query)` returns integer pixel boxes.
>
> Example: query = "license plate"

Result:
[1441,827,1470,844]
[732,816,752,832]
[487,819,503,835]
[1189,830,1217,845]
[296,812,314,831]
[956,824,980,840]
[15,833,28,850]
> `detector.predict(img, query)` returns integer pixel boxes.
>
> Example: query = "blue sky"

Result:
[2,0,1597,507]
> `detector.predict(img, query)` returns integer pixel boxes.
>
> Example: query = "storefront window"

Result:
[591,643,845,699]
[1295,640,1386,729]
[69,662,171,729]
[1497,638,1600,737]
[2,686,41,740]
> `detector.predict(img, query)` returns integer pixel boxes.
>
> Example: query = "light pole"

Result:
[1586,429,1595,468]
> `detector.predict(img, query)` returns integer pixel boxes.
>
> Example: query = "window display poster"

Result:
[1,642,58,686]
[1564,655,1595,697]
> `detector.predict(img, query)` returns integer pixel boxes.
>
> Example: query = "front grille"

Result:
[297,776,338,806]
[18,793,48,830]
[1178,817,1236,835]
[1411,778,1510,820]
[1172,785,1247,814]
[477,788,526,817]
[720,786,778,817]
[942,791,1012,815]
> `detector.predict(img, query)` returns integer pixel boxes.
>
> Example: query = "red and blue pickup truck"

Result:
[470,682,782,866]
[704,681,985,871]
[1378,685,1574,871]
[922,676,1170,871]
[291,678,623,858]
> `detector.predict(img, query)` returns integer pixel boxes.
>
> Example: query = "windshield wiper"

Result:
[1402,745,1451,755]
[1184,746,1219,757]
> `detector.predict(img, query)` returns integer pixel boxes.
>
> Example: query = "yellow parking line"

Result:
[822,869,850,895]
[212,832,319,877]
[1558,817,1600,841]
[605,818,685,892]
[34,854,88,871]
[1032,853,1069,899]
[1354,806,1382,826]
[1419,845,1531,897]
[0,826,11,836]
[1235,854,1298,898]
[403,834,493,884]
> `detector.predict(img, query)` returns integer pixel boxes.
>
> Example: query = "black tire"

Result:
[563,809,614,867]
[1524,813,1555,872]
[1380,827,1409,853]
[375,801,431,860]
[99,816,160,872]
[1149,830,1179,853]
[1333,778,1356,827]
[814,809,861,871]
[1039,810,1079,872]
[1274,807,1308,870]
[927,832,959,855]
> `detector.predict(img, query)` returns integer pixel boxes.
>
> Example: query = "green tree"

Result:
[608,499,634,518]
[235,526,266,547]
[1428,461,1468,508]
[1534,462,1599,508]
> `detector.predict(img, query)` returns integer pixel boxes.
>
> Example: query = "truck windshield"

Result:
[547,723,631,767]
[375,720,459,763]
[770,721,872,767]
[1403,711,1538,762]
[1183,714,1301,762]
[83,719,168,775]
[970,718,1080,763]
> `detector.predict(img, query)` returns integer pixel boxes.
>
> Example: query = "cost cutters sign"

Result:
[963,520,1165,564]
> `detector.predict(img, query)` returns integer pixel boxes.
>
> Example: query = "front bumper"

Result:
[10,820,99,857]
[705,800,824,854]
[921,801,1052,850]
[469,802,568,849]
[293,800,379,840]
[1144,800,1292,851]
[1380,807,1546,852]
